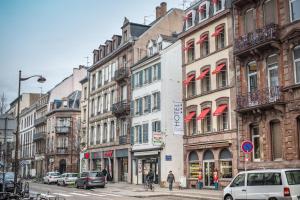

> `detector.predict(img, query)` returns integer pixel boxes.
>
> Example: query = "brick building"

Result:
[233,0,300,169]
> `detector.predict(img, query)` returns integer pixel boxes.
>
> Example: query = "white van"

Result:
[223,169,300,200]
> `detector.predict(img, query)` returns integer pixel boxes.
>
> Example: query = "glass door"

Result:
[204,161,215,187]
[268,63,279,102]
[247,62,258,106]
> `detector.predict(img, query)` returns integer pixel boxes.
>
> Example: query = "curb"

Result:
[131,193,221,200]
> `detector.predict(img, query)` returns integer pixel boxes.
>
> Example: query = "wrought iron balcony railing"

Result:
[114,67,129,82]
[34,116,47,126]
[55,126,71,134]
[33,132,47,141]
[234,23,279,55]
[237,86,283,110]
[111,100,130,116]
[56,147,68,154]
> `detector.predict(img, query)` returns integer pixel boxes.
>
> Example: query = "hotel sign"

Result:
[173,102,184,135]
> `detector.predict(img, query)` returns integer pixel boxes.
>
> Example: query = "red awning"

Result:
[196,69,209,80]
[197,108,210,120]
[212,27,224,37]
[212,63,226,74]
[183,74,195,85]
[213,104,228,116]
[196,35,208,44]
[198,5,206,13]
[183,43,193,51]
[185,112,196,123]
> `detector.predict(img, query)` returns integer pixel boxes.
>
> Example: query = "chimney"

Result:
[156,6,161,19]
[160,2,167,16]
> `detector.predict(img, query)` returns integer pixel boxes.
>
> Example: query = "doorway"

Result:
[203,150,215,188]
[59,159,66,174]
[142,158,158,184]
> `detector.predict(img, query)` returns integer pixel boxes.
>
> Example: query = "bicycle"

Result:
[144,178,155,191]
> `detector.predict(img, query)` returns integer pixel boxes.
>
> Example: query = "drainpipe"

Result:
[87,71,91,170]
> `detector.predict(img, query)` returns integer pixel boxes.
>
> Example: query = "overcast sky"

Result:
[0,0,188,106]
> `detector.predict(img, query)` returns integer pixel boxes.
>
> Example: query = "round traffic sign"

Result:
[241,140,254,153]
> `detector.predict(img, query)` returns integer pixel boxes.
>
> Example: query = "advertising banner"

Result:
[173,102,184,135]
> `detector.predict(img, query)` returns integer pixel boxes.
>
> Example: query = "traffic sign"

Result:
[241,140,254,153]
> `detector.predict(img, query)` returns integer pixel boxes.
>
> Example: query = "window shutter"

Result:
[158,121,161,132]
[148,95,151,112]
[139,71,143,86]
[130,100,134,116]
[157,92,161,110]
[152,121,155,132]
[130,127,134,145]
[149,67,152,83]
[139,98,143,114]
[138,125,142,144]
[143,124,148,143]
[131,75,135,90]
[157,63,161,80]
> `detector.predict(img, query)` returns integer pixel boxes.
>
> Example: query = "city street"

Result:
[29,182,209,200]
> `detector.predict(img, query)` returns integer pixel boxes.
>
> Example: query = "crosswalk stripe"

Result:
[83,192,106,197]
[69,192,89,196]
[53,193,72,197]
[99,192,121,197]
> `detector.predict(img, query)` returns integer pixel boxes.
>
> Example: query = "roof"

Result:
[130,23,150,37]
[160,34,177,42]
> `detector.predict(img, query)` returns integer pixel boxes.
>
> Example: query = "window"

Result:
[134,125,142,144]
[200,34,209,57]
[149,47,153,56]
[142,124,148,143]
[285,170,300,185]
[103,123,108,143]
[271,121,282,160]
[248,61,258,92]
[111,90,115,106]
[120,119,127,136]
[153,63,161,81]
[213,0,224,14]
[98,70,102,87]
[144,95,151,113]
[187,42,195,63]
[216,104,228,131]
[215,63,227,88]
[247,173,282,186]
[185,11,195,29]
[84,87,87,100]
[230,174,245,187]
[103,94,107,112]
[158,42,163,51]
[152,121,161,132]
[189,151,199,178]
[90,126,94,146]
[123,30,128,42]
[216,27,225,50]
[144,68,151,84]
[201,69,210,93]
[201,108,211,133]
[220,149,232,178]
[121,85,127,101]
[244,9,255,33]
[187,75,196,97]
[134,98,143,115]
[188,112,197,135]
[110,121,115,142]
[91,99,95,116]
[290,0,300,22]
[199,2,209,21]
[96,125,100,144]
[152,92,160,111]
[264,0,276,24]
[267,55,279,91]
[294,46,300,83]
[92,74,96,90]
[251,125,260,161]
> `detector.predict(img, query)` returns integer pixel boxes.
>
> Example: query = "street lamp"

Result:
[14,70,46,193]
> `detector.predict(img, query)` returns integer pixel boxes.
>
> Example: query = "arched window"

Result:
[186,73,196,97]
[219,149,232,178]
[203,150,214,160]
[214,62,227,88]
[213,25,225,50]
[199,33,209,57]
[189,151,199,178]
[215,98,229,131]
[263,0,276,25]
[200,67,210,93]
[187,41,195,63]
[199,104,212,133]
[294,45,300,83]
[270,121,282,160]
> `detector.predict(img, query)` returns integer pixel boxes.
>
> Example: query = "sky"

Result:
[0,0,188,106]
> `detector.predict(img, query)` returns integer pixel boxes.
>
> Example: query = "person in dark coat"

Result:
[102,167,108,183]
[167,171,175,191]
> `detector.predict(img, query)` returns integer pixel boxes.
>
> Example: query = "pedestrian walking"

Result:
[102,167,108,183]
[213,169,219,190]
[167,170,175,191]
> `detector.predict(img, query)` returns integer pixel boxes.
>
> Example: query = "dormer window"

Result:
[149,47,153,56]
[158,42,163,51]
[123,30,128,42]
[185,10,195,30]
[199,1,209,21]
[213,0,225,14]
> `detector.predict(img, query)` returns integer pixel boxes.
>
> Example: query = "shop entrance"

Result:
[118,158,128,182]
[203,150,215,188]
[142,158,158,184]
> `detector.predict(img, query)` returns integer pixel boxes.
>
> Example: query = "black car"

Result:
[0,172,16,192]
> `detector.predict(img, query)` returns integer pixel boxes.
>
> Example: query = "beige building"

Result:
[180,0,237,188]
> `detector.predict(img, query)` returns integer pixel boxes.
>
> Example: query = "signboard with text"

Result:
[173,102,184,135]
[152,132,163,146]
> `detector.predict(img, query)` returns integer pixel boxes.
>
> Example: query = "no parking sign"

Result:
[241,140,253,153]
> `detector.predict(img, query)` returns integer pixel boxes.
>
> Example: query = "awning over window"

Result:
[183,74,195,85]
[196,69,209,80]
[184,13,192,20]
[197,108,210,120]
[183,43,193,51]
[212,27,224,37]
[198,5,206,13]
[213,104,228,116]
[196,35,208,44]
[185,112,196,123]
[212,63,226,74]
[212,0,218,4]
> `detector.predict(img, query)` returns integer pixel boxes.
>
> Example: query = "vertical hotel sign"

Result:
[173,102,184,135]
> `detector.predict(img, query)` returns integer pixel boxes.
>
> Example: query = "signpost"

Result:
[241,140,253,171]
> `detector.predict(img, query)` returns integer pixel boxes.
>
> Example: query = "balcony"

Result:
[233,0,259,8]
[119,135,128,145]
[56,147,68,154]
[111,100,130,116]
[55,126,71,134]
[34,116,46,126]
[114,67,129,83]
[237,86,284,112]
[33,132,47,141]
[234,23,279,58]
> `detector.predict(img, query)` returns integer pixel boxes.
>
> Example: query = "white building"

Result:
[131,36,183,186]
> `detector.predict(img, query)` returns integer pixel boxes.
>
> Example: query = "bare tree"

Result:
[0,92,7,114]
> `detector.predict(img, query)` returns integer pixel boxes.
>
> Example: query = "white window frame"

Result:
[289,0,300,22]
[199,1,210,22]
[293,45,300,84]
[185,10,196,30]
[247,61,258,92]
[213,0,225,15]
[267,54,279,89]
[251,126,261,162]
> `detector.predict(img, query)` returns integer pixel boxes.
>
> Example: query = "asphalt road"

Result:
[29,182,200,200]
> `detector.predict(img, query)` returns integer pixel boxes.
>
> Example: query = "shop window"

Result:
[290,0,300,22]
[294,45,300,83]
[244,8,255,33]
[270,121,282,160]
[264,0,276,25]
[251,125,260,161]
[189,151,199,178]
[219,149,232,178]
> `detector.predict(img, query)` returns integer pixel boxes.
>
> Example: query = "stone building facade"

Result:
[233,0,300,169]
[180,0,237,188]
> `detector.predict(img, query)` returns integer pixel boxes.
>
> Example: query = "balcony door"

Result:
[247,61,258,106]
[267,55,279,102]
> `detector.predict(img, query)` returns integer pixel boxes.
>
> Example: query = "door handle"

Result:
[242,189,246,192]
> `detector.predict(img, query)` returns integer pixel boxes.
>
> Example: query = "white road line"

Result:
[98,192,121,197]
[69,192,89,196]
[53,193,72,197]
[83,192,106,197]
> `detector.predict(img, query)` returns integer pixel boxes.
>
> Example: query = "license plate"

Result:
[93,181,100,183]
[7,184,14,187]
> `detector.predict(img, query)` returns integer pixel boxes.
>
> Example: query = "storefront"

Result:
[91,151,102,170]
[103,150,114,181]
[35,155,45,178]
[116,149,128,182]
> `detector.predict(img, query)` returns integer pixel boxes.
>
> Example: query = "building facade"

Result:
[233,0,300,169]
[180,0,237,188]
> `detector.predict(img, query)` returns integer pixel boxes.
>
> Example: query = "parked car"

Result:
[57,173,78,186]
[43,172,61,184]
[0,172,18,192]
[223,169,300,200]
[75,171,105,189]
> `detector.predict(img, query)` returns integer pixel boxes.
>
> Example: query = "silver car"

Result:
[57,173,78,186]
[75,171,105,189]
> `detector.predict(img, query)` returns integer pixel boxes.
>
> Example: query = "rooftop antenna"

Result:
[39,87,43,97]
[84,56,90,67]
[180,0,191,9]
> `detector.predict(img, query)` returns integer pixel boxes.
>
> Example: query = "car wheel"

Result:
[100,185,105,188]
[224,195,233,200]
[75,182,79,188]
[57,181,60,186]
[269,198,277,200]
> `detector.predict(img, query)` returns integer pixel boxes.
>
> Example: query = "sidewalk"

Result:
[95,182,223,200]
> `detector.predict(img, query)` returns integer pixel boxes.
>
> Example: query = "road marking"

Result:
[69,192,89,196]
[83,192,106,197]
[100,192,121,197]
[53,193,72,197]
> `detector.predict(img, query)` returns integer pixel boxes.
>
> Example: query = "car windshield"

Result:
[4,172,14,179]
[286,170,300,185]
[50,172,60,176]
[90,172,102,177]
[68,174,78,177]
